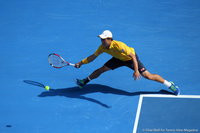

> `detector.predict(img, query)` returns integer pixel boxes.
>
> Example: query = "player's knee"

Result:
[145,75,153,80]
[99,65,110,73]
[142,72,154,80]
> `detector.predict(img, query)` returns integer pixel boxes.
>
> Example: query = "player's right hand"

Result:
[75,62,82,68]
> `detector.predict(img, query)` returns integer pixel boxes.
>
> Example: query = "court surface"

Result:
[1,0,200,133]
[133,95,200,133]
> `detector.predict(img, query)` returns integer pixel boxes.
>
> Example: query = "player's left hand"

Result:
[133,71,142,81]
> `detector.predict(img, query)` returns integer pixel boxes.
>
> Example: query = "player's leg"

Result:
[141,70,180,95]
[75,57,124,88]
[75,65,110,88]
[126,55,180,95]
[141,70,164,83]
[89,65,111,80]
[127,60,165,83]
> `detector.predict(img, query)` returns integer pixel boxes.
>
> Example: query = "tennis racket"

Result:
[48,53,75,68]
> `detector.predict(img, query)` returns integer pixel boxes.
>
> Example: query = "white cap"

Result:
[98,30,113,39]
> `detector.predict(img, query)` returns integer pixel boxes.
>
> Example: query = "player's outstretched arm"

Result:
[75,54,97,68]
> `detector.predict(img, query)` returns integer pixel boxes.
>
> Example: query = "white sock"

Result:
[163,80,172,88]
[88,76,91,81]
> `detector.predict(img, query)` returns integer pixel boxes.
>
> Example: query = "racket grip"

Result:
[69,63,75,66]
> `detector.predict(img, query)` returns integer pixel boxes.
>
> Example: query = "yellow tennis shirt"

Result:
[94,40,135,61]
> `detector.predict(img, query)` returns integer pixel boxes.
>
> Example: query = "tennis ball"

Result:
[45,86,50,90]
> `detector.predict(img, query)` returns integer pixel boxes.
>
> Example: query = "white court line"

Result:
[140,94,200,98]
[132,95,143,133]
[132,94,200,133]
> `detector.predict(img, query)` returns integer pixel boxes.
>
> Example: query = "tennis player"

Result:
[74,30,180,95]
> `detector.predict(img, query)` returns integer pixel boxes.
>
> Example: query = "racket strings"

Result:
[49,55,64,68]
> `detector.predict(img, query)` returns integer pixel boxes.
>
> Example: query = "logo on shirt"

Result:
[121,49,125,53]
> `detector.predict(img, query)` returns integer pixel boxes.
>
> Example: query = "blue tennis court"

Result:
[1,0,200,133]
[133,95,200,133]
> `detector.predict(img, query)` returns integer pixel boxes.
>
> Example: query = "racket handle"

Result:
[69,63,75,66]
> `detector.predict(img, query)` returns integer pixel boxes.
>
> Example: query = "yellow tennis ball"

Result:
[45,86,50,90]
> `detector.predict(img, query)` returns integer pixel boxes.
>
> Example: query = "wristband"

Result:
[82,58,88,64]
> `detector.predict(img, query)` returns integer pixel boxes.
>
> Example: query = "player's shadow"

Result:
[37,84,174,108]
[23,80,173,108]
